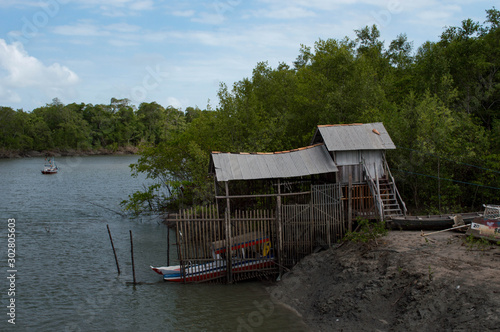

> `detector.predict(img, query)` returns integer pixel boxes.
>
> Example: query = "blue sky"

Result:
[0,0,494,112]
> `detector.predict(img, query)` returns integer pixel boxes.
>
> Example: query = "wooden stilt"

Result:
[167,226,170,267]
[225,182,232,284]
[107,224,120,275]
[129,230,136,285]
[348,174,353,233]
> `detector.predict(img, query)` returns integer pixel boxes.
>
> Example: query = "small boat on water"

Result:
[41,157,58,174]
[387,212,483,230]
[466,204,500,241]
[152,232,274,283]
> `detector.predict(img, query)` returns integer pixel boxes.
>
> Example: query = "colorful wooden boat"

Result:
[41,157,58,174]
[151,232,274,283]
[466,205,500,241]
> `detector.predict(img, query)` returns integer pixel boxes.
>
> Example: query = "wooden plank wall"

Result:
[173,183,347,283]
[341,184,376,220]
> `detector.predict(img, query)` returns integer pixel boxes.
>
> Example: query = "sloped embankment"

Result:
[269,231,500,331]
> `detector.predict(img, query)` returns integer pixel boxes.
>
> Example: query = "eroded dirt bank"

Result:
[268,231,500,331]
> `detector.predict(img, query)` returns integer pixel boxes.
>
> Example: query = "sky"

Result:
[0,0,495,112]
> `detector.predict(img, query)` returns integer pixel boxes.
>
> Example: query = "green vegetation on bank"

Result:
[2,8,500,215]
[0,97,193,153]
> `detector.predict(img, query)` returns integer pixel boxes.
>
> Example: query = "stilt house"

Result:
[310,123,406,219]
[210,122,406,221]
[169,122,406,283]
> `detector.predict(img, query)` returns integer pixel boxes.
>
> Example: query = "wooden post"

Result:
[225,182,232,284]
[129,230,136,285]
[176,217,186,284]
[107,224,120,275]
[438,156,441,214]
[167,225,170,267]
[310,184,314,252]
[374,162,382,220]
[348,174,353,232]
[214,176,220,220]
[276,179,283,277]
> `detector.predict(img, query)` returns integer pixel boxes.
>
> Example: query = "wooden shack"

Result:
[169,122,406,283]
[310,123,406,220]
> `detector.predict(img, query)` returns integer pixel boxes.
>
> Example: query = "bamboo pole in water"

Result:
[107,224,120,275]
[129,230,136,285]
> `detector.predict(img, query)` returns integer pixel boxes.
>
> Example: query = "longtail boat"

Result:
[387,212,482,230]
[151,231,274,282]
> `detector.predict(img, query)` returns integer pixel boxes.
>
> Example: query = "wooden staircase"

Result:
[362,156,406,220]
[378,178,404,219]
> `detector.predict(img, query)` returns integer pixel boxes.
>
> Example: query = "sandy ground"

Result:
[268,230,500,331]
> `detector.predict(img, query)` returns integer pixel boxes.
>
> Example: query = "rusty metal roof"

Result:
[311,122,396,151]
[210,143,338,182]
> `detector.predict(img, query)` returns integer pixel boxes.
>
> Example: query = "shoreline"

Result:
[267,231,500,331]
[0,146,139,159]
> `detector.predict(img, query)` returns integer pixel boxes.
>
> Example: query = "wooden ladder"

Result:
[378,178,403,219]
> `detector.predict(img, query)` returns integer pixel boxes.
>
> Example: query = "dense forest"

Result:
[0,97,190,152]
[1,8,499,215]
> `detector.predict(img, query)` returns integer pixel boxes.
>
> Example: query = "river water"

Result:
[0,155,308,331]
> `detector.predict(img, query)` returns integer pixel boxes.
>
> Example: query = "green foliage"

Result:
[0,99,184,152]
[2,8,500,216]
[120,183,163,216]
[343,218,388,244]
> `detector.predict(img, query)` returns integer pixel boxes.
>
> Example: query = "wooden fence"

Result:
[175,207,277,283]
[171,183,346,283]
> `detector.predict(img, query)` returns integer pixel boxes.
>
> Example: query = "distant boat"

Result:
[466,205,500,241]
[387,212,483,230]
[41,157,58,174]
[151,231,274,283]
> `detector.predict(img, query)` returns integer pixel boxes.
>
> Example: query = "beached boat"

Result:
[151,232,274,282]
[466,205,500,241]
[41,157,58,174]
[387,212,483,230]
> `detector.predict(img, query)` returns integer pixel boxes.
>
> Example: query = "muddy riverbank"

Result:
[269,231,500,331]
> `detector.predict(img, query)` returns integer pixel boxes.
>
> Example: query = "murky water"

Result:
[0,155,308,331]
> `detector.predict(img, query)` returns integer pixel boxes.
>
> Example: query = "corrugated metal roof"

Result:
[311,122,396,151]
[210,144,338,182]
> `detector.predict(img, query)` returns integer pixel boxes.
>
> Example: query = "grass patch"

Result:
[343,218,388,245]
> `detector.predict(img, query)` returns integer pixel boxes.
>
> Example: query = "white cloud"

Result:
[105,22,141,33]
[0,86,21,103]
[52,21,104,36]
[130,0,154,11]
[108,39,139,47]
[172,10,195,17]
[251,6,316,19]
[74,0,156,17]
[51,21,144,46]
[0,39,79,97]
[192,12,226,25]
[165,96,182,108]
